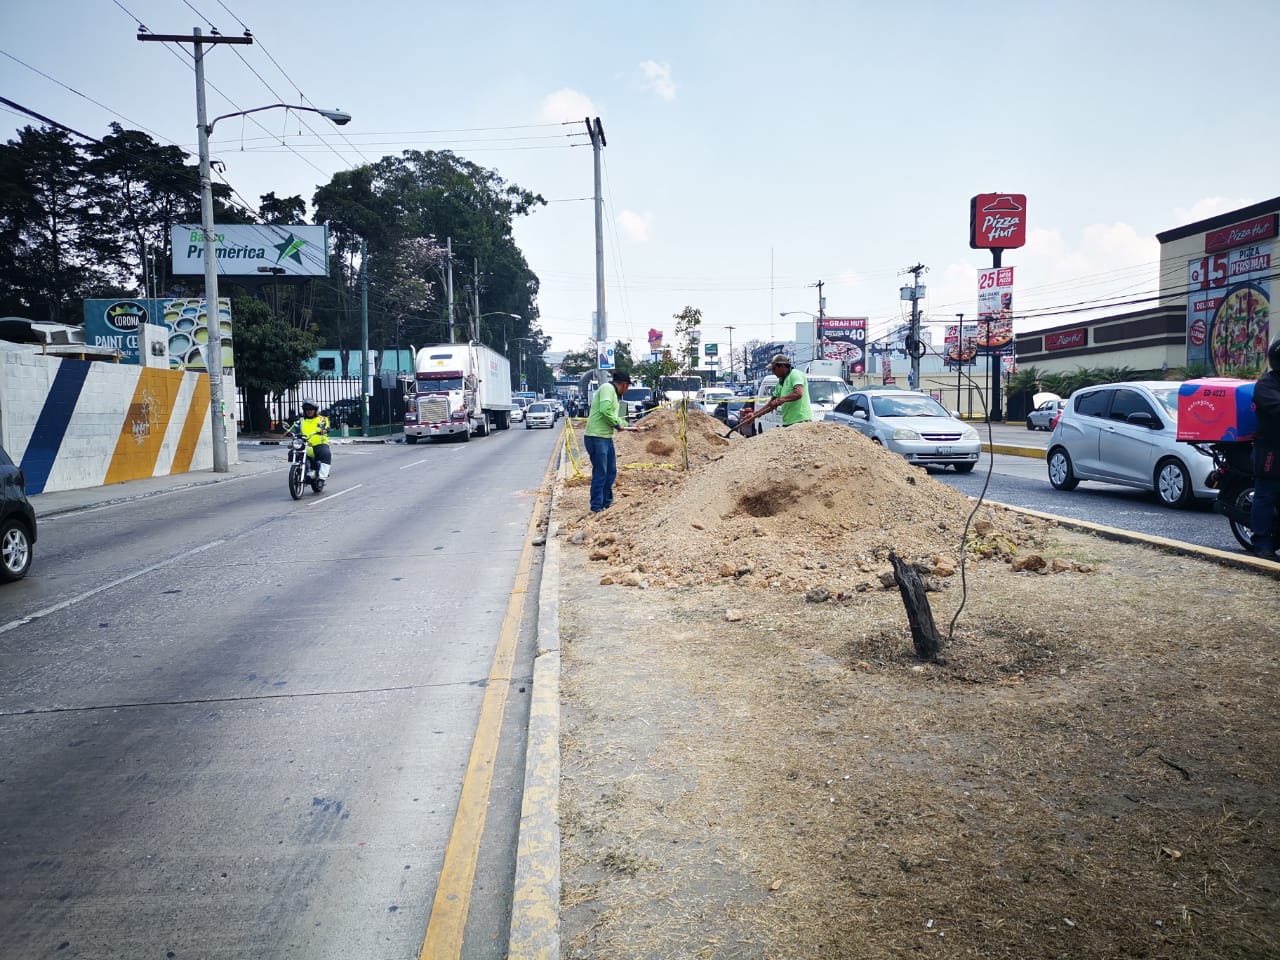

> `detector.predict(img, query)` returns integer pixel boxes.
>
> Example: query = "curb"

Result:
[984,442,1046,459]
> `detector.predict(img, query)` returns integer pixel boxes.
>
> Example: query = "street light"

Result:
[478,312,523,353]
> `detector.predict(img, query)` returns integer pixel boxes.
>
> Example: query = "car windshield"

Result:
[1149,386,1179,418]
[808,380,850,405]
[870,394,950,418]
[529,403,549,413]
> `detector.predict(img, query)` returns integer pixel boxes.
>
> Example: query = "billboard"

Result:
[969,194,1027,249]
[84,297,233,370]
[1185,214,1275,375]
[820,317,868,375]
[944,322,979,366]
[171,224,329,277]
[976,266,1014,348]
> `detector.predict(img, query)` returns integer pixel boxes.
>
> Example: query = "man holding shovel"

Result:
[585,370,639,513]
[738,354,811,432]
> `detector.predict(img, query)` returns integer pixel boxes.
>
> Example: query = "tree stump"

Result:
[889,551,945,662]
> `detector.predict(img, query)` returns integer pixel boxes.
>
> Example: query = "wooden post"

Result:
[889,551,945,662]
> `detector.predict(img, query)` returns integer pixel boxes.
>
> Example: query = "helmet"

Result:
[301,398,319,412]
[769,353,791,368]
[1269,338,1280,373]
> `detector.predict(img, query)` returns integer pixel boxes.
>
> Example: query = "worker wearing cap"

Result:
[584,370,638,513]
[740,354,811,430]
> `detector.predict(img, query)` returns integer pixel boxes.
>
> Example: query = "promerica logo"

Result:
[105,301,147,331]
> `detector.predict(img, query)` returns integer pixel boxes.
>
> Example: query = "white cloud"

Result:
[639,60,677,101]
[1172,197,1256,225]
[540,88,597,123]
[617,210,654,242]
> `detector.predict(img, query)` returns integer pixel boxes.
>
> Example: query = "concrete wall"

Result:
[0,350,238,494]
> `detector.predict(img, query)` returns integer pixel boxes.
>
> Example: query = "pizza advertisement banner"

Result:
[944,322,980,366]
[821,317,868,375]
[976,267,1014,349]
[1186,218,1274,375]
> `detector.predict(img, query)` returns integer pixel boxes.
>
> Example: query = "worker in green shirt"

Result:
[585,370,638,513]
[739,353,811,430]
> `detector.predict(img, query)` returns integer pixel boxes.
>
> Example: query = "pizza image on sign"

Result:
[1209,282,1271,375]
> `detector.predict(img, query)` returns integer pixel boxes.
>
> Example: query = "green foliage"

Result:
[231,297,319,394]
[673,306,703,374]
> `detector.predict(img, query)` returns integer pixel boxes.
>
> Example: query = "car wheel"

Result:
[1048,447,1079,491]
[1026,417,1035,431]
[953,462,976,474]
[406,435,418,444]
[1155,457,1194,509]
[0,517,32,582]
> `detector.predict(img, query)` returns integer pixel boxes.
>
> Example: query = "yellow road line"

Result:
[419,438,558,959]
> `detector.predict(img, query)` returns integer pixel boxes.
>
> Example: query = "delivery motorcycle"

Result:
[1193,440,1276,551]
[285,424,326,499]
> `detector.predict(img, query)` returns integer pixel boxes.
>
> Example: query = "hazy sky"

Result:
[3,0,1277,359]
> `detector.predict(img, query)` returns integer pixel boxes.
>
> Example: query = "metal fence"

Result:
[237,378,405,432]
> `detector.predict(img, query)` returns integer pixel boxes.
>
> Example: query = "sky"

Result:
[3,0,1278,366]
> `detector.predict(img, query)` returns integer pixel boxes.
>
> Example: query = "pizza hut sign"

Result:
[1204,213,1277,254]
[1045,328,1087,351]
[969,193,1028,249]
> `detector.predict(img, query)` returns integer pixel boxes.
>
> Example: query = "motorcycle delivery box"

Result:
[1176,378,1258,443]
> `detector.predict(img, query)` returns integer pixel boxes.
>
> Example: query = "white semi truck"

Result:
[404,342,514,443]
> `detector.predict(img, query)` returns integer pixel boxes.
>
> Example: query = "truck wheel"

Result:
[406,435,418,445]
[460,428,471,442]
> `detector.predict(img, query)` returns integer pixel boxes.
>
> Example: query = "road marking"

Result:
[419,438,557,959]
[304,483,363,506]
[399,459,432,470]
[0,540,226,636]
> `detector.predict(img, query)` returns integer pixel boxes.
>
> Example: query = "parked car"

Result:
[1046,381,1214,508]
[825,390,980,472]
[322,398,363,426]
[0,443,36,582]
[1026,398,1067,431]
[525,402,556,429]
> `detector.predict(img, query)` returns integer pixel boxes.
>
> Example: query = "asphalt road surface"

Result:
[0,425,561,959]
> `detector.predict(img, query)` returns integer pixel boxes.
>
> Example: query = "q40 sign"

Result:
[969,194,1028,249]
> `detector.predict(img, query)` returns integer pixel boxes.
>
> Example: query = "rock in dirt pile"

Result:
[563,408,1059,592]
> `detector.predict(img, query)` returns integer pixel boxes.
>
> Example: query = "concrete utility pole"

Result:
[906,263,927,390]
[472,258,481,342]
[815,281,825,359]
[585,117,607,381]
[445,237,455,344]
[360,237,369,434]
[725,325,735,382]
[139,26,253,472]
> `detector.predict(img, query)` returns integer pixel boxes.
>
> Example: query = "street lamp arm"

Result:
[780,310,817,318]
[207,103,351,134]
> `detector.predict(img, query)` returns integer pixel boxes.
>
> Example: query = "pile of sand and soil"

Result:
[561,408,1063,593]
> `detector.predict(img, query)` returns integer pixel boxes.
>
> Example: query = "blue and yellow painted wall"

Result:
[0,350,235,494]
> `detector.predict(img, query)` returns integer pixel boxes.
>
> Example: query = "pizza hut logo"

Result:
[970,194,1028,249]
[1205,214,1277,254]
[1045,328,1087,351]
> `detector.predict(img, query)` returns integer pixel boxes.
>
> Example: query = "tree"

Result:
[258,192,306,225]
[673,306,703,374]
[230,297,320,432]
[559,340,599,379]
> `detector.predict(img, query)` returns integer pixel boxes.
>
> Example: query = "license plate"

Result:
[936,446,952,455]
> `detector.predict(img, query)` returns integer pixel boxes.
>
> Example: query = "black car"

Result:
[322,398,363,426]
[0,443,36,582]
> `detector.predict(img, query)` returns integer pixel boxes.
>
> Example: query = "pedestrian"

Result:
[1249,338,1280,558]
[738,354,811,431]
[585,370,638,513]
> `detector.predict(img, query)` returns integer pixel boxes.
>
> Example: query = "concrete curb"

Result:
[984,442,1046,459]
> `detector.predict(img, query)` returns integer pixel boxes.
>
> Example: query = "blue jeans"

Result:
[585,434,617,513]
[1252,445,1279,552]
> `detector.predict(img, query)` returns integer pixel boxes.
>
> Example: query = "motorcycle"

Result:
[1193,440,1277,551]
[285,425,326,500]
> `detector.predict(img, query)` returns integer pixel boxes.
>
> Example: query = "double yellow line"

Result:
[418,438,558,958]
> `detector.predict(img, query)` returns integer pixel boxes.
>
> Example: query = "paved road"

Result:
[1,426,561,959]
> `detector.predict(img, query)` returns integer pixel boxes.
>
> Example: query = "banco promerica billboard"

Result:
[171,224,329,277]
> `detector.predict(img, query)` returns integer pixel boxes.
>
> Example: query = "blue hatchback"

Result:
[0,444,36,582]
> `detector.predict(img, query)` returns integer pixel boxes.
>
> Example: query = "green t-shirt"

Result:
[774,369,812,425]
[586,382,626,438]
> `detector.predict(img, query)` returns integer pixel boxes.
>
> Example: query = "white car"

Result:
[510,404,525,423]
[825,389,980,472]
[525,402,556,429]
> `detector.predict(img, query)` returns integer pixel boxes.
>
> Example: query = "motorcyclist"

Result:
[1250,339,1280,558]
[297,399,332,481]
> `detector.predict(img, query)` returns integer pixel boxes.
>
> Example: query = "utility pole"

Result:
[725,325,736,382]
[360,238,369,434]
[472,258,481,342]
[905,263,927,390]
[585,117,607,382]
[955,313,964,417]
[446,236,455,343]
[139,26,253,472]
[815,280,825,360]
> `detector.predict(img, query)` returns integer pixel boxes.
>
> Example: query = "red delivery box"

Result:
[1176,378,1258,442]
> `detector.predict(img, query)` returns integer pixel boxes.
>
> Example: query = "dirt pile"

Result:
[564,411,1050,591]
